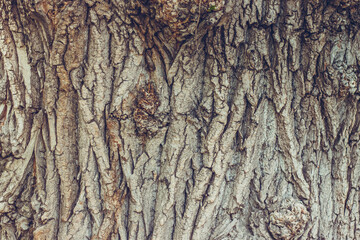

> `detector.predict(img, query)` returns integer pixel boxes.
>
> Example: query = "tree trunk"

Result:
[1,0,360,239]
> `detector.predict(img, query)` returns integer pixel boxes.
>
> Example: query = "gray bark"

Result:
[0,0,360,239]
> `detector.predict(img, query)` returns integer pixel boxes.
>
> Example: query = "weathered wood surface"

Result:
[0,0,360,239]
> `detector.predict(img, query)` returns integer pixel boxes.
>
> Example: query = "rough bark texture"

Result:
[1,0,360,239]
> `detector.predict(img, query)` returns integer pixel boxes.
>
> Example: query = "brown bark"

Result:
[1,0,360,239]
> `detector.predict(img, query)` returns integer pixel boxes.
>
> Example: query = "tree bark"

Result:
[1,0,360,239]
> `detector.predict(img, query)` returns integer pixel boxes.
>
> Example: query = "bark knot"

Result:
[148,0,225,39]
[268,200,309,240]
[133,83,161,136]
